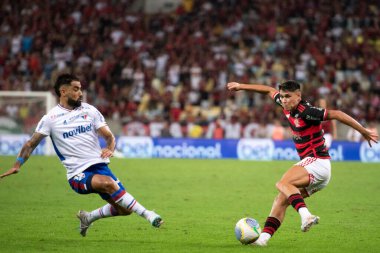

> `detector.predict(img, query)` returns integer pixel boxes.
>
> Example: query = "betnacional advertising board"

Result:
[1,135,379,162]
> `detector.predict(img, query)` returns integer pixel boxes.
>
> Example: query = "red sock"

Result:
[288,193,307,212]
[262,216,281,236]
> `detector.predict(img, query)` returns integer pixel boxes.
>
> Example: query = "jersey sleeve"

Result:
[35,115,51,136]
[302,105,327,122]
[90,105,108,130]
[272,91,283,107]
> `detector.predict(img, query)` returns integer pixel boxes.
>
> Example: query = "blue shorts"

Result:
[68,163,125,200]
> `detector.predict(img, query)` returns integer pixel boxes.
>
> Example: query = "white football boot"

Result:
[146,210,163,228]
[77,210,92,237]
[252,239,268,247]
[301,215,320,232]
[251,232,271,247]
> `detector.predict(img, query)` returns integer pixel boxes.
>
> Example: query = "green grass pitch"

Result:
[0,156,379,253]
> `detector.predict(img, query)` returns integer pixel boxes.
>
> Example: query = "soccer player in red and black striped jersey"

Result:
[227,80,378,246]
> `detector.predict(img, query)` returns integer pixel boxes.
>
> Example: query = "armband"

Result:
[16,157,25,165]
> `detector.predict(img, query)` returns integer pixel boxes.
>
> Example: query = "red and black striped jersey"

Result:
[272,92,330,160]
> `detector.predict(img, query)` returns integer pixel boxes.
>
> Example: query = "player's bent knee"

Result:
[275,181,284,191]
[92,175,119,193]
[275,180,293,192]
[102,179,119,192]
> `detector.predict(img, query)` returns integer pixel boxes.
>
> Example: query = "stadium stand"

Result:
[0,0,379,139]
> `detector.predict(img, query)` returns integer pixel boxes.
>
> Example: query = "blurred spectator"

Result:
[149,116,165,138]
[347,123,364,142]
[271,120,285,141]
[169,120,183,138]
[224,115,242,139]
[122,115,148,136]
[205,117,225,139]
[243,121,259,138]
[318,98,337,148]
[160,121,172,138]
[5,104,18,118]
[367,121,379,139]
[255,121,272,139]
[0,0,379,138]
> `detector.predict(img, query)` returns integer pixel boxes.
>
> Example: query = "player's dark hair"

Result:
[54,74,80,97]
[279,80,301,92]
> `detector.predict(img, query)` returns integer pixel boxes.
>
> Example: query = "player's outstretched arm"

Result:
[227,82,278,98]
[327,110,379,147]
[97,126,116,159]
[0,132,46,179]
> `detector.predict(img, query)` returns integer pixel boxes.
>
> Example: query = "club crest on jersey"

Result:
[63,112,91,125]
[294,118,300,127]
[74,173,86,181]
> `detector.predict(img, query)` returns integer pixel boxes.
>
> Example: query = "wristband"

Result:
[16,157,25,165]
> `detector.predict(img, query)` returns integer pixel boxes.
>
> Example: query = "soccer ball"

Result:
[234,217,261,244]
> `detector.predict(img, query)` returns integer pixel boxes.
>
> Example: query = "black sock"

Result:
[288,193,307,212]
[262,216,281,236]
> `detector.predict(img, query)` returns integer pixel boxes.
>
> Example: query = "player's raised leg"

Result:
[90,174,163,227]
[276,165,319,232]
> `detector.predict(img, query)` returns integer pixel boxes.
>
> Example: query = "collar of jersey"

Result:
[58,104,83,111]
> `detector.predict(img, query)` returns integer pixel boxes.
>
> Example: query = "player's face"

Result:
[65,81,83,108]
[279,89,301,111]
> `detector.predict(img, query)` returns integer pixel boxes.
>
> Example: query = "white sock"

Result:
[258,232,271,242]
[298,207,312,222]
[88,204,118,223]
[116,192,149,218]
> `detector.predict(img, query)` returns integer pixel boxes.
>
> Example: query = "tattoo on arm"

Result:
[18,133,45,163]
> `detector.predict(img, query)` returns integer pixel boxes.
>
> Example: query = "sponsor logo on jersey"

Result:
[63,123,93,139]
[50,113,65,119]
[305,115,320,120]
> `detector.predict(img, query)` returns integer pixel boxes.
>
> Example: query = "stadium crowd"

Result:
[0,0,379,139]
